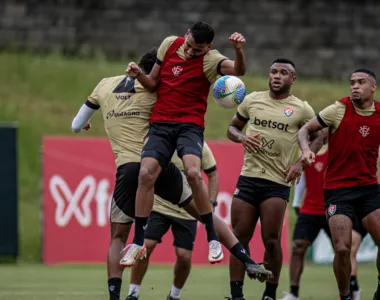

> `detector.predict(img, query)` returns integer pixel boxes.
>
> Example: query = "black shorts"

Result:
[145,211,197,251]
[111,162,192,223]
[142,122,204,167]
[325,184,380,222]
[234,176,290,207]
[293,213,331,243]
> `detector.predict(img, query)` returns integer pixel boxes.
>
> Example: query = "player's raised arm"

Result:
[126,61,160,93]
[298,117,325,166]
[219,32,246,76]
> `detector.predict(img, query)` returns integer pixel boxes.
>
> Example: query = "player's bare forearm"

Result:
[298,117,324,152]
[207,171,219,202]
[136,73,158,92]
[233,47,246,76]
[227,125,246,143]
[308,131,324,154]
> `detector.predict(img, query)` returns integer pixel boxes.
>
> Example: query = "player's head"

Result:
[268,58,297,94]
[138,48,157,74]
[184,21,214,60]
[350,68,377,103]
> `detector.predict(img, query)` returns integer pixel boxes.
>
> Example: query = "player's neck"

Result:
[353,98,374,110]
[269,90,290,100]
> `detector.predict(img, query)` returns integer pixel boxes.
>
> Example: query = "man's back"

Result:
[87,75,156,167]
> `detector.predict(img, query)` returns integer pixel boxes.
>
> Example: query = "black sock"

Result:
[108,277,122,300]
[230,281,244,298]
[263,282,278,299]
[229,243,255,265]
[290,285,299,297]
[340,294,351,300]
[200,213,219,242]
[132,216,148,246]
[350,275,359,293]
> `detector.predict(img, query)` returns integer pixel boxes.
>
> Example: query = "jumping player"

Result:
[226,58,323,300]
[298,69,380,300]
[123,21,247,266]
[127,142,219,300]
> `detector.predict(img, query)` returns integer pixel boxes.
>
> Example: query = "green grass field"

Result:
[0,264,377,300]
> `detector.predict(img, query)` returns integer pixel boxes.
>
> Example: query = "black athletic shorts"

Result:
[145,211,197,251]
[142,122,204,167]
[325,184,380,222]
[234,176,290,207]
[111,162,192,223]
[293,213,331,243]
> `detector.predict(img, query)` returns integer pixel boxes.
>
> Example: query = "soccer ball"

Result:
[212,75,246,109]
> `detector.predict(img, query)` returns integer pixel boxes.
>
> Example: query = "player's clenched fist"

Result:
[229,32,246,49]
[126,62,142,77]
[240,133,261,153]
[301,149,316,167]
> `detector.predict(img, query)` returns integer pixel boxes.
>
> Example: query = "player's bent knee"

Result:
[264,237,281,253]
[175,248,192,264]
[185,167,202,185]
[138,165,159,186]
[232,229,252,247]
[144,239,158,252]
[334,241,351,256]
[110,223,132,244]
[292,240,309,256]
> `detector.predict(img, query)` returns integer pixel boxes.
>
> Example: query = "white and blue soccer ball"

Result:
[212,75,246,109]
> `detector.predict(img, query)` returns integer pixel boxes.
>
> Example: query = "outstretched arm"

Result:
[71,101,98,133]
[219,33,246,76]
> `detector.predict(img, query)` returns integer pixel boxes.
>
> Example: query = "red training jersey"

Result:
[300,150,328,215]
[150,37,211,128]
[324,97,380,189]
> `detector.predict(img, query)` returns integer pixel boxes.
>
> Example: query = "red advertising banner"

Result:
[42,137,289,265]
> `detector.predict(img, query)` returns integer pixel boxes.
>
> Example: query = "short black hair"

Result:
[353,68,377,81]
[190,21,215,44]
[272,58,296,70]
[138,48,157,74]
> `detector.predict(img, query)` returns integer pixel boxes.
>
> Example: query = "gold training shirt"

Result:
[153,142,217,220]
[157,36,227,84]
[87,75,156,168]
[237,91,315,186]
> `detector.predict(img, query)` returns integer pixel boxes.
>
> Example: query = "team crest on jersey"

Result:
[359,126,370,137]
[314,161,324,172]
[327,204,336,216]
[172,65,183,77]
[284,108,294,117]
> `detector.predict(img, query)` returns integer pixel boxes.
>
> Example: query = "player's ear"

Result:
[184,29,190,38]
[292,75,297,84]
[371,83,377,93]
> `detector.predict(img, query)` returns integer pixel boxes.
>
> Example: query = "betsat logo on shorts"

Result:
[327,204,336,216]
[233,188,240,195]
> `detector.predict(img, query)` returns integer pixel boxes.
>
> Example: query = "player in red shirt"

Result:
[281,137,367,300]
[121,21,272,281]
[298,69,380,300]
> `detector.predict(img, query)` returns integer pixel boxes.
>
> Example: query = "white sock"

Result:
[170,285,182,299]
[129,284,140,297]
